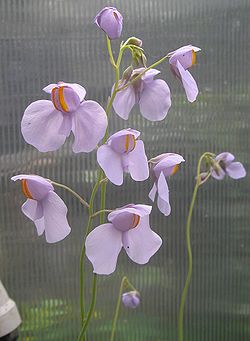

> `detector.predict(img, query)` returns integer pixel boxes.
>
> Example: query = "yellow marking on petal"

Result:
[131,135,136,151]
[113,11,118,20]
[59,86,69,112]
[51,88,60,111]
[172,164,180,176]
[125,135,130,152]
[132,214,140,228]
[192,50,196,66]
[21,179,33,199]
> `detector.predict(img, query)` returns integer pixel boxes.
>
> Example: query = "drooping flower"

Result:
[97,128,149,185]
[211,152,246,180]
[149,153,185,216]
[94,7,123,40]
[85,204,162,275]
[168,45,201,102]
[21,82,107,153]
[11,174,71,243]
[112,68,171,121]
[122,291,140,309]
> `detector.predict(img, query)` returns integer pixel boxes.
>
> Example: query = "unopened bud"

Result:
[122,291,140,309]
[126,36,143,47]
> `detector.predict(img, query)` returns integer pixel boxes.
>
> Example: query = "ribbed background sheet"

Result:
[0,0,249,340]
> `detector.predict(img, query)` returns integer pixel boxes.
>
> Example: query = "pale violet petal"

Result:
[139,79,171,121]
[122,215,162,264]
[21,100,67,152]
[97,145,124,185]
[127,140,149,181]
[176,60,198,103]
[148,182,157,202]
[42,191,71,243]
[85,223,123,275]
[226,162,246,179]
[72,100,107,153]
[21,200,43,221]
[157,172,171,216]
[112,85,136,120]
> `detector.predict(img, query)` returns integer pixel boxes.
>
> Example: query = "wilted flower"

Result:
[94,7,123,40]
[113,68,171,121]
[211,152,246,180]
[97,128,149,185]
[21,82,107,153]
[149,153,185,216]
[85,204,162,275]
[11,175,71,243]
[122,291,140,308]
[168,45,201,102]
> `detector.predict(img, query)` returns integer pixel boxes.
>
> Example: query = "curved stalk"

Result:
[51,181,89,208]
[177,152,214,341]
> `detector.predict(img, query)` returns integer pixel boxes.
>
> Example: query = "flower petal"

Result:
[226,162,246,179]
[42,191,71,243]
[153,153,185,177]
[139,79,171,121]
[85,223,122,275]
[127,140,149,181]
[112,85,136,120]
[122,216,162,264]
[22,199,43,221]
[148,182,157,202]
[72,100,107,153]
[21,100,67,152]
[211,168,226,180]
[108,204,152,222]
[141,69,161,82]
[176,60,198,102]
[43,82,86,102]
[97,145,124,185]
[157,172,171,216]
[215,152,235,165]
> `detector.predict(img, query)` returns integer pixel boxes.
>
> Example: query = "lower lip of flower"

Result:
[21,179,33,199]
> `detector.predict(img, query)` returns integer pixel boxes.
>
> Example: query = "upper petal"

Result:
[153,153,185,178]
[176,60,198,102]
[122,215,162,264]
[113,84,136,120]
[72,100,107,153]
[215,152,235,165]
[85,223,123,275]
[139,79,171,121]
[21,100,67,152]
[127,140,149,181]
[43,82,86,102]
[157,172,171,216]
[226,162,246,179]
[108,204,152,222]
[97,145,124,185]
[42,191,71,243]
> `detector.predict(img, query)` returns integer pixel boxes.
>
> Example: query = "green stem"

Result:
[51,181,89,208]
[106,35,116,68]
[91,209,113,219]
[80,171,102,324]
[177,152,214,341]
[110,276,127,341]
[77,274,98,341]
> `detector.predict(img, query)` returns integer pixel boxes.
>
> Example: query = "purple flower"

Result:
[168,45,201,102]
[85,204,162,275]
[211,152,246,180]
[113,68,171,121]
[11,174,71,243]
[94,7,123,40]
[21,82,107,153]
[149,153,185,216]
[97,128,149,185]
[122,291,140,309]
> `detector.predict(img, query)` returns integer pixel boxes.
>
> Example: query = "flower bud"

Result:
[94,7,123,40]
[122,291,140,309]
[126,36,143,47]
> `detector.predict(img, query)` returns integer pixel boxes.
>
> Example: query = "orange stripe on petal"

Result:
[51,88,60,111]
[59,86,69,112]
[21,180,33,199]
[172,164,180,176]
[132,214,140,228]
[192,50,196,66]
[125,135,130,152]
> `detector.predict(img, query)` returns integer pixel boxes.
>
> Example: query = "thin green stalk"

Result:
[51,181,89,208]
[91,209,113,219]
[110,277,127,341]
[106,35,116,68]
[177,152,214,341]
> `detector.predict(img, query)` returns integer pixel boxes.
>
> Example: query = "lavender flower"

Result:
[113,68,171,121]
[11,175,71,243]
[149,153,185,216]
[122,291,140,308]
[168,45,201,102]
[21,82,107,153]
[94,7,123,40]
[85,204,162,275]
[97,128,149,185]
[211,152,246,180]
